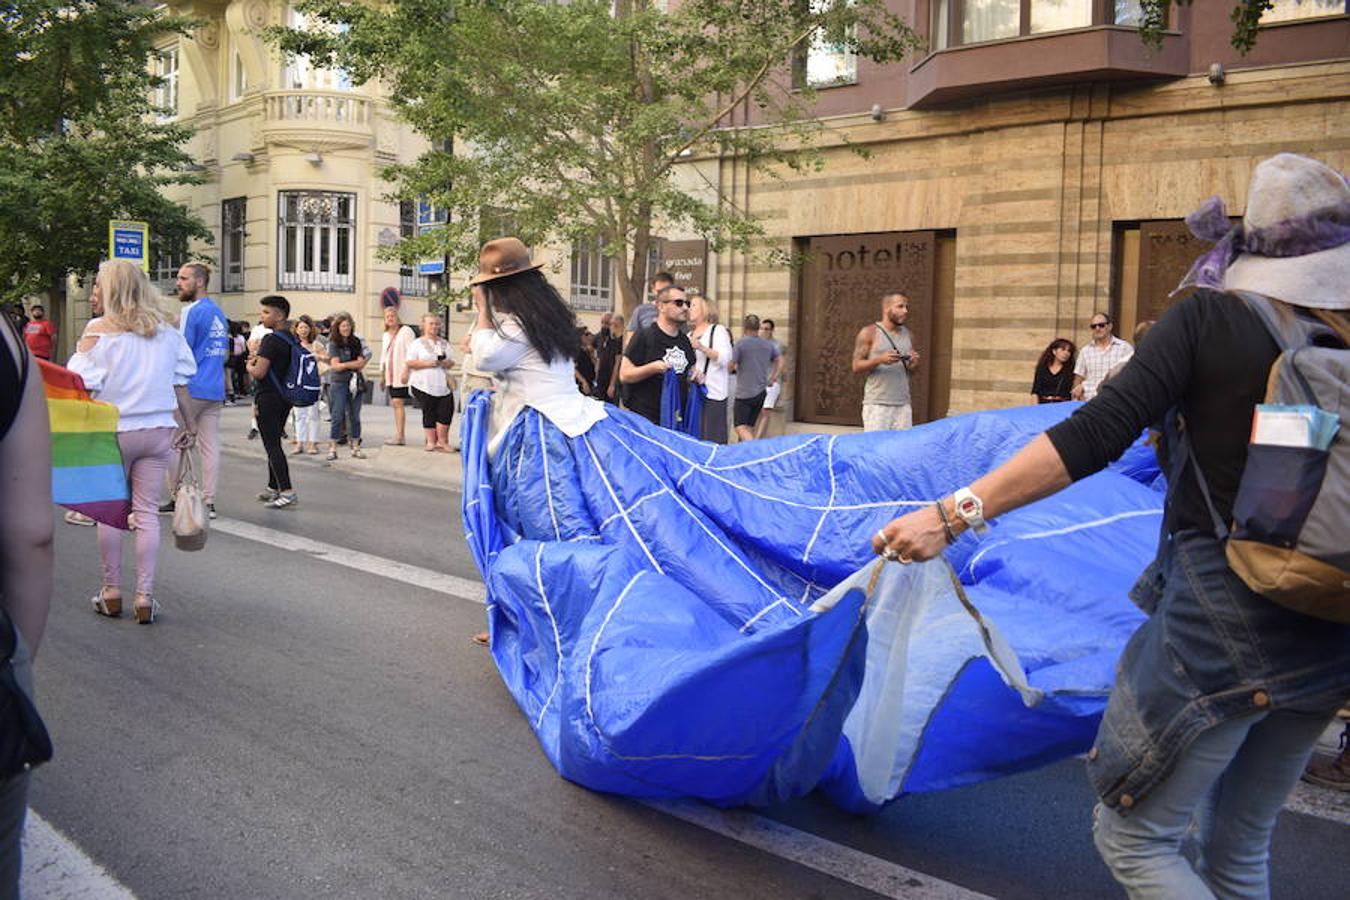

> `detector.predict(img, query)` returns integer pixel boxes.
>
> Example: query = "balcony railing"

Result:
[261,90,374,151]
[264,90,371,126]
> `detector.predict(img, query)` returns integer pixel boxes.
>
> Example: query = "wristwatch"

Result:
[952,487,989,536]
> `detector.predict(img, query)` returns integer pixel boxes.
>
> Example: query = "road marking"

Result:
[23,812,137,899]
[211,518,487,604]
[1285,780,1350,826]
[645,799,993,900]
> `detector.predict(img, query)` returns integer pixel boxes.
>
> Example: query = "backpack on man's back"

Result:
[268,331,321,407]
[1212,293,1349,622]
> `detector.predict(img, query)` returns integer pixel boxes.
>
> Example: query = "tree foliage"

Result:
[272,0,922,311]
[0,0,212,304]
[1139,1,1282,53]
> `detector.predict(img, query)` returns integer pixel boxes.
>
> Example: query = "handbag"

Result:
[172,447,209,551]
[0,608,53,779]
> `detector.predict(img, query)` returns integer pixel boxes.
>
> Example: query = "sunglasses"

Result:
[663,299,690,308]
[1090,322,1110,329]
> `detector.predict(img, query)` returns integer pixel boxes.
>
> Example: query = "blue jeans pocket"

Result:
[1231,444,1328,547]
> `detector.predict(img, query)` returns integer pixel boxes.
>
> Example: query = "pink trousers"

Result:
[98,427,173,596]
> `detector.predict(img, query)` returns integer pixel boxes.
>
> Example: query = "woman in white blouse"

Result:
[689,292,733,443]
[68,260,196,624]
[402,313,456,452]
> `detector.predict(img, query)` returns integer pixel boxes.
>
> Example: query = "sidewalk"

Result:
[217,395,860,493]
[219,399,465,493]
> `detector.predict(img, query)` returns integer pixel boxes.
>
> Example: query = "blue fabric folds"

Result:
[683,383,706,439]
[460,396,1162,809]
[658,368,683,432]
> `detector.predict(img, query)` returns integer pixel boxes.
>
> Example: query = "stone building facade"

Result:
[674,1,1349,427]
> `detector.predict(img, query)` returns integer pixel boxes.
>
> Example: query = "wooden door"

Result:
[795,231,936,426]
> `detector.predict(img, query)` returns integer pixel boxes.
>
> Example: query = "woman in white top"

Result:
[402,313,456,452]
[68,260,196,624]
[289,316,323,455]
[689,292,733,443]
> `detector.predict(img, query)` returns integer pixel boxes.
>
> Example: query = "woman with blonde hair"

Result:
[68,259,196,624]
[402,312,455,451]
[689,292,732,443]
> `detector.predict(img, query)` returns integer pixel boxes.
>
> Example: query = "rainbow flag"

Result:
[40,360,131,529]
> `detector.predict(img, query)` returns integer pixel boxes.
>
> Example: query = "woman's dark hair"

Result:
[1037,338,1076,373]
[329,311,361,352]
[483,270,580,363]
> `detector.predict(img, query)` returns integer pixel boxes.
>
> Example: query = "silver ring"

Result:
[882,547,900,562]
[897,553,913,565]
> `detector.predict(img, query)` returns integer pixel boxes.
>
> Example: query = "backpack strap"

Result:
[873,323,901,354]
[266,330,298,393]
[1233,291,1325,405]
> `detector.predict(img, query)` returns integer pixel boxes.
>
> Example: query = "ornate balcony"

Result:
[260,90,374,152]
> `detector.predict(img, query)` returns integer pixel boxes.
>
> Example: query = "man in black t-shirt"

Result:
[620,286,698,425]
[245,295,297,508]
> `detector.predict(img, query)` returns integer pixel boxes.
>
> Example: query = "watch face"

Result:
[957,498,978,517]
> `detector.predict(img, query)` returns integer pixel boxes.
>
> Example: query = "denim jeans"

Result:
[1093,707,1332,899]
[329,381,362,442]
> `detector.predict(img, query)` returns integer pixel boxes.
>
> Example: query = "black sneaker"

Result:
[207,503,217,520]
[158,499,175,515]
[247,427,259,440]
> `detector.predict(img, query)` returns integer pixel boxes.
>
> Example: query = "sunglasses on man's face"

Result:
[1090,322,1110,329]
[664,299,690,308]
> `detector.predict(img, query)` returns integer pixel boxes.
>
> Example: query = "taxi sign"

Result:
[108,220,150,272]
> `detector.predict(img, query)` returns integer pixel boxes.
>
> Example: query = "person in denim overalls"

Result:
[872,153,1350,899]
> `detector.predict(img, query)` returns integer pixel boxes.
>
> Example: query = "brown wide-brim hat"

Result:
[469,237,544,286]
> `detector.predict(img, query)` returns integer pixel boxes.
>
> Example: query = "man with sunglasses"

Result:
[1072,312,1133,401]
[619,285,698,425]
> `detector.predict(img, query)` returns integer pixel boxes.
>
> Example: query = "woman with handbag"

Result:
[325,311,371,460]
[68,260,197,624]
[690,293,732,443]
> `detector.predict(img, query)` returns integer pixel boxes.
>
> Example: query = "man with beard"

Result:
[23,305,56,361]
[159,263,228,519]
[852,290,921,431]
[620,285,697,426]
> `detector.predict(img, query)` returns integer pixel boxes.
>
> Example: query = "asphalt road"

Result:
[28,450,1350,899]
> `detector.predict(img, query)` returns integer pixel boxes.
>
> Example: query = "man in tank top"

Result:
[851,291,921,431]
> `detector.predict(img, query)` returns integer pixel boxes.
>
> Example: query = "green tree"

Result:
[0,0,212,308]
[272,0,923,313]
[1139,1,1288,52]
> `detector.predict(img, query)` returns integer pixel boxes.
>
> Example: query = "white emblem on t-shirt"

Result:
[663,346,689,374]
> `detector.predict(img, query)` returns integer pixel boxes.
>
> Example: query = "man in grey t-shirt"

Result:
[730,314,782,442]
[625,271,675,342]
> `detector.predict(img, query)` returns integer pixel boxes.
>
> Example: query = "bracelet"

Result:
[934,498,958,545]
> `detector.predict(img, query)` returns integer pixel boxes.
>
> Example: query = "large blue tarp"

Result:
[461,395,1161,810]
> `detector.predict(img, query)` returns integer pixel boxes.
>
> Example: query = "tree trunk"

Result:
[45,272,68,362]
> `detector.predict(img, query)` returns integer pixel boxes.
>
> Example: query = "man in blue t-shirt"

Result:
[160,262,229,519]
